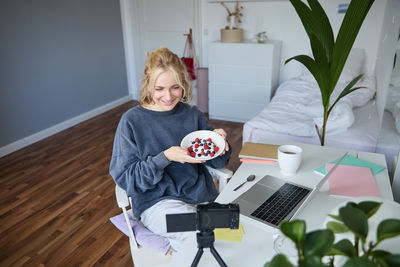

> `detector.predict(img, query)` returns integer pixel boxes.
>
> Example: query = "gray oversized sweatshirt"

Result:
[109,103,231,219]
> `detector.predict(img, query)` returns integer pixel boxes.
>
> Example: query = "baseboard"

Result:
[0,95,133,158]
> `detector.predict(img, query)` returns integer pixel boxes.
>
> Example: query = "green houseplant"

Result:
[265,201,400,267]
[285,0,375,145]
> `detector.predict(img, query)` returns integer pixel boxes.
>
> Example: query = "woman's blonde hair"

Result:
[139,47,193,105]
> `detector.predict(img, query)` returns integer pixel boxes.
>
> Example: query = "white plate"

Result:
[180,130,225,160]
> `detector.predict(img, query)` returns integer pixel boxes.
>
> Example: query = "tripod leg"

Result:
[210,245,228,267]
[191,247,204,267]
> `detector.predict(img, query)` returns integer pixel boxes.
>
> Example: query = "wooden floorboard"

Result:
[0,101,243,266]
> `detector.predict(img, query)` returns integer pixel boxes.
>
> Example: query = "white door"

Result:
[137,0,195,62]
[121,0,199,100]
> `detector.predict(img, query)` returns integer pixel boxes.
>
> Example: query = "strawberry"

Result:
[214,147,219,152]
[210,152,215,157]
[204,144,209,149]
[190,151,196,157]
[194,144,199,148]
[195,138,200,142]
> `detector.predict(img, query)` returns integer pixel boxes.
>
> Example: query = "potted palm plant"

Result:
[285,0,375,145]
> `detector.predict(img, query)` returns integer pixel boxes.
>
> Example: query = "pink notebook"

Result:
[326,163,381,197]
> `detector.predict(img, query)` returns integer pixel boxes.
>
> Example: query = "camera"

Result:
[166,202,240,232]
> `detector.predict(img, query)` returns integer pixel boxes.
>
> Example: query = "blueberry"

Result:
[195,149,198,152]
[197,153,201,157]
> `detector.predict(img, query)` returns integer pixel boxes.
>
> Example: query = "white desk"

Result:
[170,140,393,267]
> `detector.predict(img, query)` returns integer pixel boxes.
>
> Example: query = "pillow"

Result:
[110,213,172,255]
[339,48,366,83]
[298,48,366,84]
[332,75,376,107]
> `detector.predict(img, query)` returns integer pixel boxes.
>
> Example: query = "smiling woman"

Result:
[109,47,232,252]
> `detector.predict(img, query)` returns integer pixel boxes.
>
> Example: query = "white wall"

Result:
[201,0,386,83]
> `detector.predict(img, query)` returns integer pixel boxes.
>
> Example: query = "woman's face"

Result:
[150,70,183,111]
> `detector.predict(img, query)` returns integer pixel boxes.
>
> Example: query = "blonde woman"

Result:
[110,47,231,252]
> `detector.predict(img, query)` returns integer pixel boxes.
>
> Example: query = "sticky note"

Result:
[214,223,245,243]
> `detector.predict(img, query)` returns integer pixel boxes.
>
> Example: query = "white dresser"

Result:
[208,40,281,122]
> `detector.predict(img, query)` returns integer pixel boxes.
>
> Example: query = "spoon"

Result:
[234,174,256,191]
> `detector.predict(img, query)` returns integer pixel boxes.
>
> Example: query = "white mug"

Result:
[278,145,303,175]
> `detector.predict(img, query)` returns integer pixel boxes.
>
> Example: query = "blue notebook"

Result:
[315,154,385,176]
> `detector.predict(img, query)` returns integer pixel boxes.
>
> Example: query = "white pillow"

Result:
[339,48,366,83]
[333,75,376,107]
[298,48,366,84]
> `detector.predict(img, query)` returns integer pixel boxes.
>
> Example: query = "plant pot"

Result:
[220,28,243,43]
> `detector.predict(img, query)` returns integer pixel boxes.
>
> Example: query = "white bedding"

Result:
[243,75,376,143]
[243,99,380,153]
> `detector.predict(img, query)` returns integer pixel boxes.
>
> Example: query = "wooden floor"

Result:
[0,101,243,266]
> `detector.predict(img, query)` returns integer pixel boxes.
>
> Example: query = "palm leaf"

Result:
[289,0,320,39]
[330,0,375,88]
[307,0,334,61]
[309,33,330,105]
[285,54,324,90]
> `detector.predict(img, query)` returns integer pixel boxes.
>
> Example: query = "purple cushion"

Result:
[110,213,171,255]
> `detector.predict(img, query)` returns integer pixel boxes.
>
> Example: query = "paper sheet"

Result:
[315,154,385,176]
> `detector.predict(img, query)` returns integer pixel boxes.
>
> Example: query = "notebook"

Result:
[326,163,381,197]
[233,153,348,229]
[239,158,276,164]
[239,142,278,161]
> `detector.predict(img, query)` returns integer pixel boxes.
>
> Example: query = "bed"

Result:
[243,48,381,154]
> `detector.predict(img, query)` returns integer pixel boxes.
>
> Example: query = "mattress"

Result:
[243,99,380,153]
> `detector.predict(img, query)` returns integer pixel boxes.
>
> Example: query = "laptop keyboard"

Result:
[250,183,310,226]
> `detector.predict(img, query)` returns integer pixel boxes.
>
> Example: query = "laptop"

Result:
[232,153,348,228]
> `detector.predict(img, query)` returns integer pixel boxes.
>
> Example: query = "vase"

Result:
[227,15,237,29]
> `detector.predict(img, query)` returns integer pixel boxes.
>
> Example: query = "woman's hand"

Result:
[164,146,205,164]
[213,128,229,155]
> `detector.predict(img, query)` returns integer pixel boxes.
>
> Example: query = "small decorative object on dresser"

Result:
[256,31,268,43]
[220,1,244,43]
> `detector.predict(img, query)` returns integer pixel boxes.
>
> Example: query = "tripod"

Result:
[191,230,227,267]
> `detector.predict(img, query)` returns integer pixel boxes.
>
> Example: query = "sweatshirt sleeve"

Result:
[109,114,170,197]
